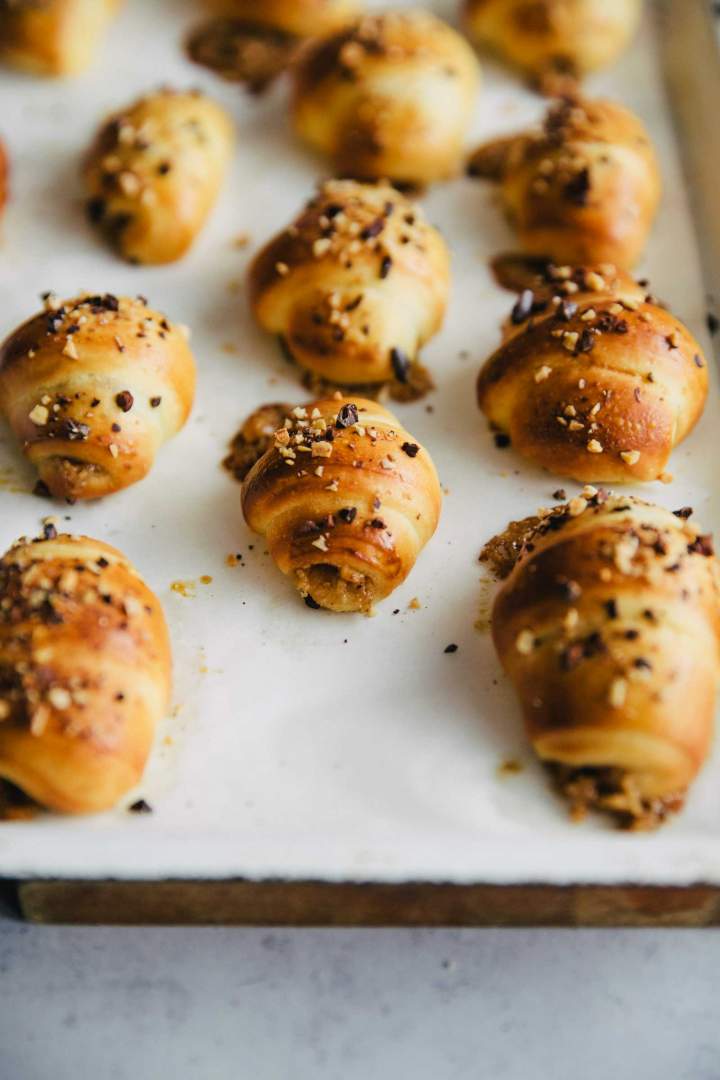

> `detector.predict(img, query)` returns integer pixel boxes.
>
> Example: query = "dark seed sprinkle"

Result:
[673,507,693,519]
[128,799,153,814]
[335,403,358,428]
[338,507,357,523]
[444,644,459,654]
[115,390,134,413]
[304,595,321,609]
[401,442,420,457]
[150,396,162,408]
[494,432,511,449]
[379,255,393,279]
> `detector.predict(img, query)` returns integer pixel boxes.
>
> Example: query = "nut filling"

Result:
[548,763,685,831]
[295,564,373,614]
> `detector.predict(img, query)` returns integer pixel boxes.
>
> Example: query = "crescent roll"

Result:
[0,293,196,502]
[462,0,643,87]
[0,533,171,814]
[467,96,660,269]
[490,491,720,828]
[477,264,708,483]
[84,89,234,265]
[292,11,481,186]
[206,0,360,36]
[249,179,450,393]
[242,397,441,612]
[0,0,121,76]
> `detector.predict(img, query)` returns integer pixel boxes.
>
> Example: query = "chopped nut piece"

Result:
[608,678,628,708]
[534,365,552,383]
[63,337,79,360]
[48,687,72,711]
[587,439,603,454]
[620,450,641,466]
[516,629,535,655]
[29,404,49,426]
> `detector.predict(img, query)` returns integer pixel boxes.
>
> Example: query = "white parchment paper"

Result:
[1,0,719,884]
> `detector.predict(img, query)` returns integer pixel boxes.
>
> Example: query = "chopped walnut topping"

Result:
[608,678,628,709]
[534,365,552,383]
[587,439,603,454]
[620,450,641,466]
[28,404,49,426]
[47,687,72,711]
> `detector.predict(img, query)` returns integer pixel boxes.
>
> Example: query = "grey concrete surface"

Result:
[0,919,718,1080]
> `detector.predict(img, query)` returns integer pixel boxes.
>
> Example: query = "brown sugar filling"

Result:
[548,763,685,831]
[296,564,374,613]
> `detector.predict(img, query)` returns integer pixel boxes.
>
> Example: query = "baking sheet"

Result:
[1,0,720,887]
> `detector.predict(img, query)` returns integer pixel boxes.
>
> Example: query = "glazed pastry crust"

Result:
[84,89,234,265]
[477,264,708,483]
[492,493,720,816]
[468,97,661,269]
[0,0,122,76]
[292,11,480,185]
[207,0,361,36]
[0,293,196,501]
[242,396,441,612]
[249,179,450,388]
[0,534,171,813]
[462,0,643,83]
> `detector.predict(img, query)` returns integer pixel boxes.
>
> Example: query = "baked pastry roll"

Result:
[477,264,708,483]
[467,96,660,269]
[242,396,441,612]
[0,532,171,814]
[489,491,720,828]
[462,0,643,87]
[84,89,234,264]
[292,11,481,186]
[0,293,196,502]
[206,0,360,36]
[0,0,121,76]
[249,179,450,393]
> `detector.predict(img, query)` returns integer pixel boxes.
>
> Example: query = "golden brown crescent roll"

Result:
[467,96,660,269]
[0,532,171,814]
[207,0,360,36]
[242,397,441,612]
[291,11,481,186]
[490,490,720,828]
[0,293,196,502]
[84,89,234,265]
[0,0,121,76]
[249,179,450,392]
[477,264,708,483]
[462,0,643,87]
